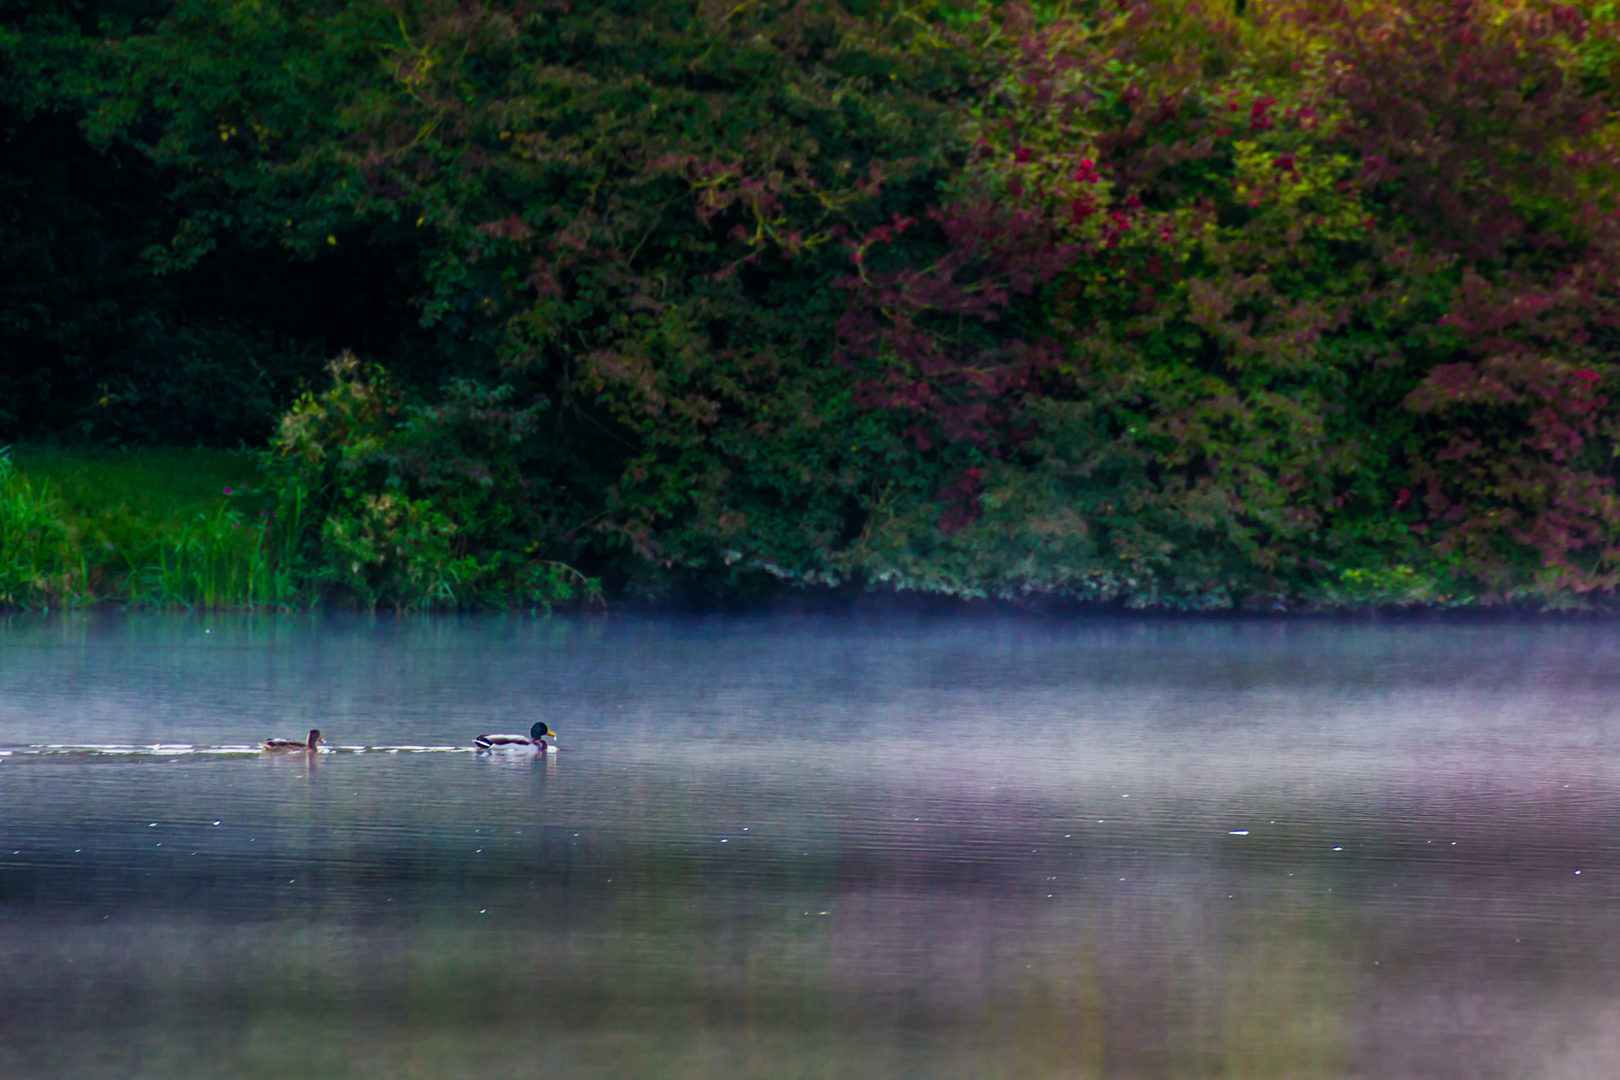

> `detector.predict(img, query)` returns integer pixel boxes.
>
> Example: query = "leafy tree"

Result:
[89,0,972,595]
[837,0,1620,607]
[10,0,1620,608]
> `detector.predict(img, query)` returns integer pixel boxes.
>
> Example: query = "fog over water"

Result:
[2,614,1619,1079]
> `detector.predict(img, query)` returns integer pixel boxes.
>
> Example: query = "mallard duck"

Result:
[263,729,324,751]
[474,721,556,752]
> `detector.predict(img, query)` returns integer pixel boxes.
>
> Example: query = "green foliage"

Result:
[125,496,296,608]
[11,0,1620,610]
[0,0,415,447]
[266,354,599,610]
[0,449,80,607]
[73,0,977,599]
[0,440,600,611]
[0,444,278,608]
[1319,564,1469,609]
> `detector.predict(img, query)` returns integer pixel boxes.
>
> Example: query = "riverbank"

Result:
[0,445,278,609]
[0,444,607,612]
[1,444,1610,616]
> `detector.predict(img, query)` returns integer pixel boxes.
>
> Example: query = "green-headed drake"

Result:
[475,721,556,753]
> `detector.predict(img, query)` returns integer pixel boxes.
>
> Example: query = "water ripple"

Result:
[0,743,477,758]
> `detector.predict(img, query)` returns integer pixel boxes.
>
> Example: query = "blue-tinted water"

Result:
[2,614,1619,1078]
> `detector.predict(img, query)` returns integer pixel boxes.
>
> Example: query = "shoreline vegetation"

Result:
[9,2,1620,613]
[0,438,1594,616]
[0,444,603,612]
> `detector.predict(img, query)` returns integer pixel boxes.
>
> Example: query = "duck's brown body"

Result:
[263,729,324,751]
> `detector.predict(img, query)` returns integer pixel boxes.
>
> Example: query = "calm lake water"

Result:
[2,614,1619,1079]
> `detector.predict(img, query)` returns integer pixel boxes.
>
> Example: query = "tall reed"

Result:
[126,488,313,609]
[0,449,82,607]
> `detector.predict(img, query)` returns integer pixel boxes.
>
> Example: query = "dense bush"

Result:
[0,0,424,445]
[266,353,597,609]
[830,0,1620,607]
[8,0,1620,609]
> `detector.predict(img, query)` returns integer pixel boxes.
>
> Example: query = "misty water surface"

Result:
[2,614,1619,1079]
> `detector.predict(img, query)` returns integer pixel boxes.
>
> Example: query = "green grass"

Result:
[2,445,296,610]
[10,444,263,524]
[0,454,78,606]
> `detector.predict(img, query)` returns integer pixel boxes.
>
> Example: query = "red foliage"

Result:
[836,0,1620,600]
[936,467,985,533]
[1309,0,1606,257]
[837,197,1079,448]
[1405,263,1620,592]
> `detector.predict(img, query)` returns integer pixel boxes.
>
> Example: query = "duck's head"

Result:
[529,721,556,741]
[307,729,324,747]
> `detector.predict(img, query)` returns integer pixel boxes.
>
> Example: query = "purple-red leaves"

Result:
[829,0,1620,600]
[1249,94,1277,132]
[936,467,985,533]
[474,214,533,241]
